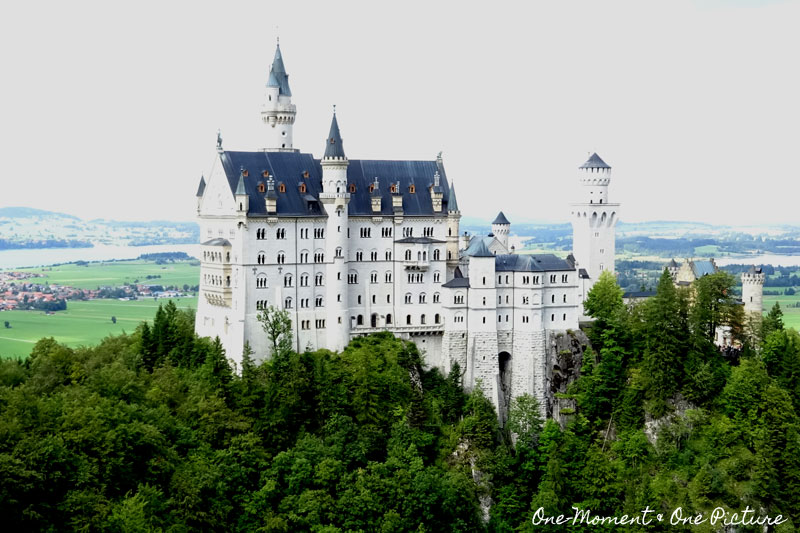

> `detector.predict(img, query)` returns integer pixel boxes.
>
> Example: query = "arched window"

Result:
[284,274,293,287]
[386,313,392,325]
[434,313,440,324]
[406,314,412,325]
[284,297,293,309]
[357,315,364,326]
[421,314,426,325]
[433,249,440,261]
[349,183,356,193]
[405,250,412,261]
[278,183,286,193]
[299,183,306,193]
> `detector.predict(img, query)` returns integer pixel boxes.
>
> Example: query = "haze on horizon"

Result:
[1,0,797,226]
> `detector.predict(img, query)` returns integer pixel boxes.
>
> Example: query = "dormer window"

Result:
[303,170,310,178]
[262,170,270,178]
[278,183,286,193]
[299,183,307,193]
[258,183,265,193]
[369,184,375,193]
[390,184,396,193]
[409,185,416,194]
[242,169,249,177]
[349,183,356,193]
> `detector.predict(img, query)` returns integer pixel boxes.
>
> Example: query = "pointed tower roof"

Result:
[196,175,206,197]
[268,43,292,96]
[324,111,346,159]
[469,239,494,258]
[235,169,247,195]
[448,181,460,212]
[579,152,610,169]
[492,211,510,225]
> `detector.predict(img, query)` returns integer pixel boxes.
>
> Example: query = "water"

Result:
[0,244,201,269]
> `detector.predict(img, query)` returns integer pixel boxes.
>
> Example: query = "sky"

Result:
[1,0,798,225]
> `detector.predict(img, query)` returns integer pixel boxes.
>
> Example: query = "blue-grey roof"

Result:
[469,240,494,258]
[691,260,717,278]
[218,151,454,218]
[463,236,495,257]
[394,237,446,244]
[492,211,510,225]
[494,254,573,272]
[269,44,291,96]
[324,113,346,159]
[448,181,459,212]
[442,277,470,288]
[623,290,657,299]
[580,153,610,169]
[202,238,231,246]
[235,171,246,195]
[196,175,206,197]
[668,258,679,268]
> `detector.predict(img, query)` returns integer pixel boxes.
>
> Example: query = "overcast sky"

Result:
[1,0,797,225]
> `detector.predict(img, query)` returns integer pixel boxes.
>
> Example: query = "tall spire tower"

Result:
[570,153,620,309]
[261,42,297,151]
[319,109,351,351]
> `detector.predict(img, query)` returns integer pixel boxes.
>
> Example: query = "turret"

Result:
[446,178,461,278]
[742,266,765,318]
[491,212,510,251]
[196,175,206,213]
[570,152,620,310]
[235,168,249,215]
[318,110,351,351]
[261,42,297,151]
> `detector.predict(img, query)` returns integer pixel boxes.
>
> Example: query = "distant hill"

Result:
[0,207,80,220]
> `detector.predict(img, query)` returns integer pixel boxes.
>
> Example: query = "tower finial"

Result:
[333,104,336,115]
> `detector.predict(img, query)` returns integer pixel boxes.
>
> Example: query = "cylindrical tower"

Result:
[491,212,510,251]
[319,111,351,351]
[570,152,620,309]
[261,43,297,151]
[741,266,765,317]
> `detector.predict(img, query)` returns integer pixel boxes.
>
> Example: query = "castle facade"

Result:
[194,44,619,416]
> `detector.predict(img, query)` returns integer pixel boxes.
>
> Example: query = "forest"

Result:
[1,269,799,531]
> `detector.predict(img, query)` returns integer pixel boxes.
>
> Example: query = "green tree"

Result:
[583,270,624,341]
[507,394,544,451]
[257,305,293,360]
[762,301,784,340]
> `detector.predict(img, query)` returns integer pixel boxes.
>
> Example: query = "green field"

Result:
[763,291,800,330]
[12,260,200,290]
[0,297,197,359]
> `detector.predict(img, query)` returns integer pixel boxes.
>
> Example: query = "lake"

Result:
[0,244,201,269]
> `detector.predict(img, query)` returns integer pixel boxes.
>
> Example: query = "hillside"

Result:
[0,206,199,249]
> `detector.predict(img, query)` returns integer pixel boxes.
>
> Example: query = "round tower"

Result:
[491,212,511,251]
[319,110,350,351]
[261,43,297,151]
[741,266,765,318]
[446,176,461,278]
[570,153,620,309]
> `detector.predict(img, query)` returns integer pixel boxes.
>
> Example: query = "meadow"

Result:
[18,259,199,290]
[762,291,800,330]
[0,297,198,358]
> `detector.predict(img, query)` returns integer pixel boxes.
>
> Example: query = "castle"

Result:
[194,44,619,417]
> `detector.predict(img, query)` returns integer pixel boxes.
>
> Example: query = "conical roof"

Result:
[448,181,460,212]
[267,44,291,96]
[492,211,510,225]
[196,175,206,197]
[235,169,246,195]
[469,239,494,258]
[579,152,610,169]
[324,112,346,159]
